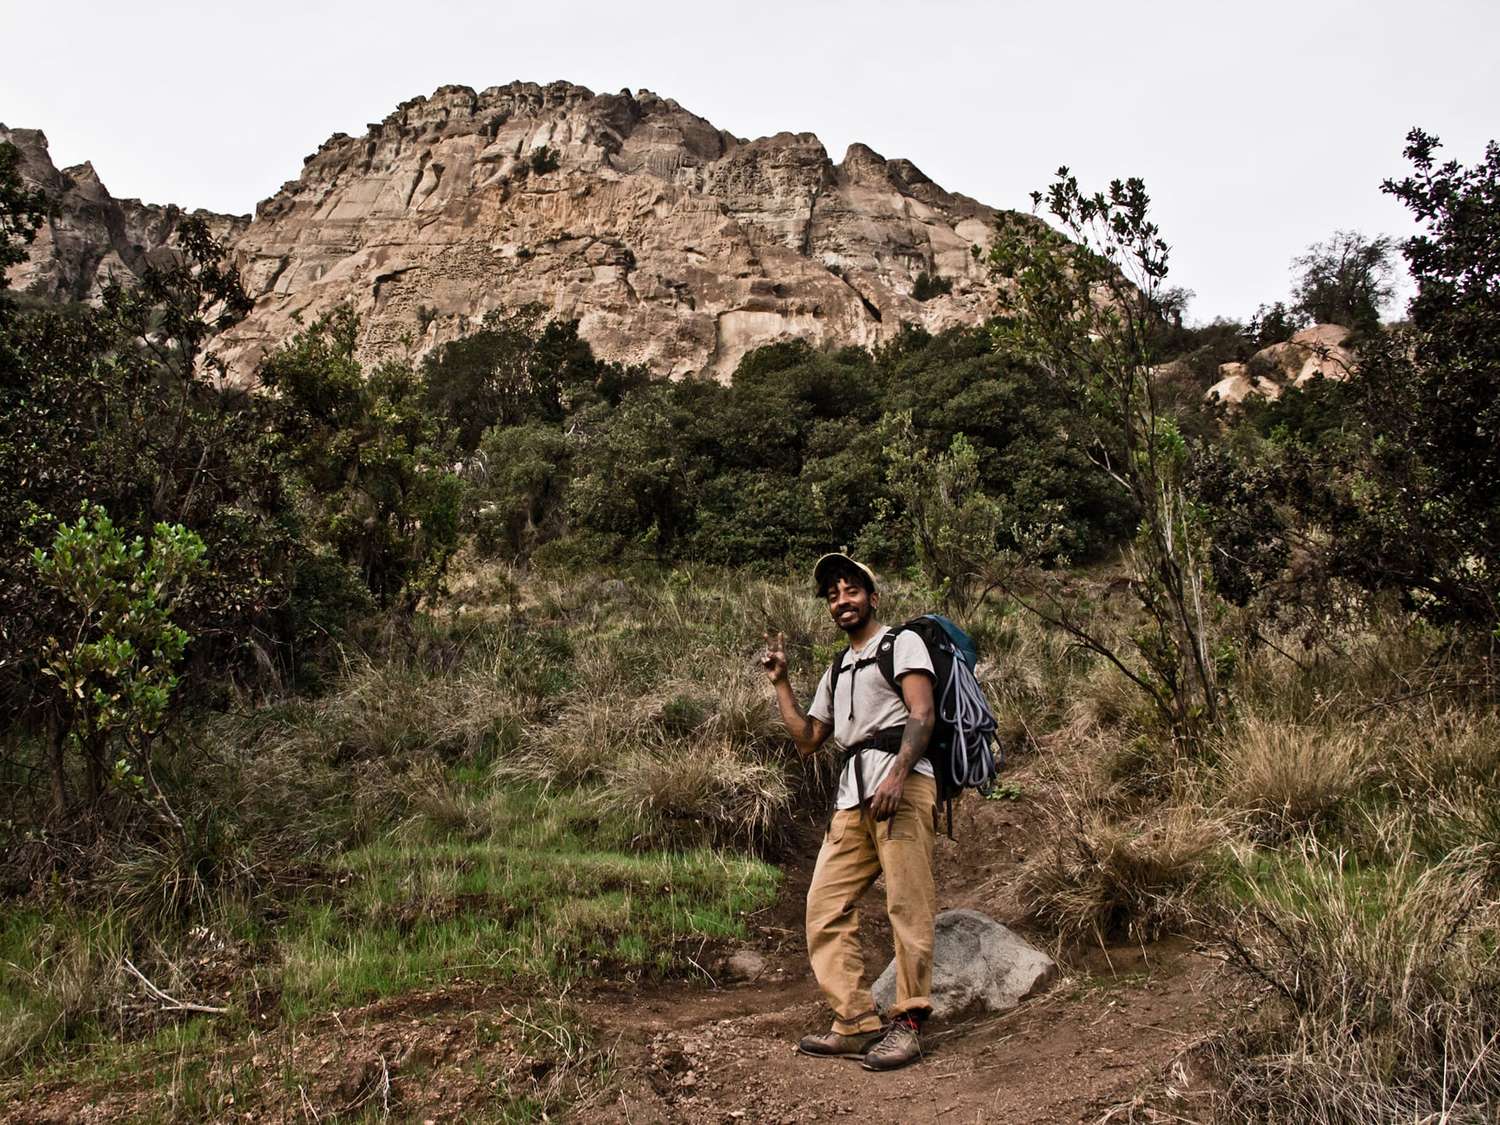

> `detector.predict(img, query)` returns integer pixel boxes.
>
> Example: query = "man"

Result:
[762,552,937,1071]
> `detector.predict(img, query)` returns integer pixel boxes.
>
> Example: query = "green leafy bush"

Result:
[32,505,205,821]
[911,271,953,300]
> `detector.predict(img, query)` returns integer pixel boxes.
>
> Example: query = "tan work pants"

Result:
[805,773,937,1034]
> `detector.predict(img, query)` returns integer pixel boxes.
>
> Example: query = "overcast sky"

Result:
[3,0,1496,322]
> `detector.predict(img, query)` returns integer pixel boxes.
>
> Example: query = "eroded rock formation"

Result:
[7,82,1021,380]
[1206,323,1357,406]
[0,125,248,302]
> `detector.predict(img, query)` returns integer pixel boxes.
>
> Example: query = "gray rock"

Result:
[722,949,767,982]
[873,908,1056,1020]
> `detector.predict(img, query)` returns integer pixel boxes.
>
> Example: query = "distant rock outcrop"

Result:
[1206,323,1357,406]
[223,81,1017,381]
[0,125,248,302]
[5,82,1026,380]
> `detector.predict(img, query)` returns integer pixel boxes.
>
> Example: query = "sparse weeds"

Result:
[0,908,123,1065]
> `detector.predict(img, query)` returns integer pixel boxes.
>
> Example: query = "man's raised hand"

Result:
[761,629,789,685]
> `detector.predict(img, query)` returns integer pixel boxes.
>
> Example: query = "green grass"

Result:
[279,788,777,1019]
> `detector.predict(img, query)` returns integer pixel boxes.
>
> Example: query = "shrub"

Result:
[32,506,205,824]
[529,145,561,175]
[260,309,465,611]
[912,271,952,300]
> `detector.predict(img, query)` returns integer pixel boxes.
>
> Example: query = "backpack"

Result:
[828,614,1000,835]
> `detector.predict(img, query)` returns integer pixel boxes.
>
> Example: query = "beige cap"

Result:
[812,552,878,592]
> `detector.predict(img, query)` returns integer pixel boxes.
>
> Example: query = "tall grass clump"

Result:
[1215,838,1500,1123]
[1217,716,1373,839]
[1019,800,1227,945]
[503,648,799,852]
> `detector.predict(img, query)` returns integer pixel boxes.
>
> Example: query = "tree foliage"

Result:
[33,506,204,822]
[260,308,463,611]
[0,208,300,718]
[1202,131,1500,634]
[1291,230,1397,330]
[988,171,1223,737]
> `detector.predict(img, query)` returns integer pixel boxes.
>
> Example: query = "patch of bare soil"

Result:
[580,777,1226,1124]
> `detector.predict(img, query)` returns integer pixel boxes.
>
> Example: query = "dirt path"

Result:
[577,787,1224,1124]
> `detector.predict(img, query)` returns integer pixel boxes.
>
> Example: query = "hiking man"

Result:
[762,552,938,1071]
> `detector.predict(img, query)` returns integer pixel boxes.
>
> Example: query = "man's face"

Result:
[825,577,875,634]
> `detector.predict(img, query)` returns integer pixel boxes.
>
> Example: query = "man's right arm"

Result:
[772,678,832,758]
[762,630,832,758]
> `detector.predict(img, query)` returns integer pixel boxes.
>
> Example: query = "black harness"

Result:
[827,639,912,831]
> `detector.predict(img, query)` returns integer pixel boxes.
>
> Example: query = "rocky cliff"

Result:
[8,81,1021,379]
[0,125,248,302]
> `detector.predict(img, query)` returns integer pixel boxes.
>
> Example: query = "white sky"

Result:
[3,0,1496,322]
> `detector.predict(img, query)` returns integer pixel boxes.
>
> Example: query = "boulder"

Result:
[1206,323,1357,407]
[1205,361,1282,406]
[873,908,1056,1020]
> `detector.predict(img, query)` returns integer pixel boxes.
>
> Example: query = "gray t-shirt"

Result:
[809,626,935,809]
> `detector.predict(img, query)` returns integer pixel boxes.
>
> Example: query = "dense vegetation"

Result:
[1,127,1497,1121]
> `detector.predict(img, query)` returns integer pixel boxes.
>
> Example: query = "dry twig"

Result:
[121,957,227,1014]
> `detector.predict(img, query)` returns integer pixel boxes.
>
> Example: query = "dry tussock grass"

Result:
[600,738,793,851]
[501,696,650,787]
[1216,836,1500,1123]
[1020,798,1228,945]
[976,611,1076,749]
[748,578,829,661]
[1218,716,1373,835]
[243,648,527,765]
[1059,654,1153,746]
[1378,706,1500,794]
[495,647,799,850]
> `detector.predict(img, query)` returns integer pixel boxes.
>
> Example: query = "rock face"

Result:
[1206,323,1357,406]
[223,81,1017,381]
[6,83,1023,380]
[0,125,248,302]
[873,908,1057,1021]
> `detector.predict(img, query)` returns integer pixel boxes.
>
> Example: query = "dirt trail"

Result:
[5,766,1226,1123]
[579,781,1224,1124]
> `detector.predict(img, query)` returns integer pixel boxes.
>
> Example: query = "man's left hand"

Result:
[869,774,904,822]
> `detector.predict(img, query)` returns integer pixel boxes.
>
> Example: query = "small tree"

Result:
[912,272,953,301]
[877,411,1002,614]
[1291,230,1397,330]
[469,423,572,559]
[1247,300,1309,347]
[1326,132,1500,629]
[987,171,1224,739]
[33,505,205,824]
[260,308,465,611]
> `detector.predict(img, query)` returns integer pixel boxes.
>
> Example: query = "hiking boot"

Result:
[796,1027,883,1059]
[861,1018,922,1071]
